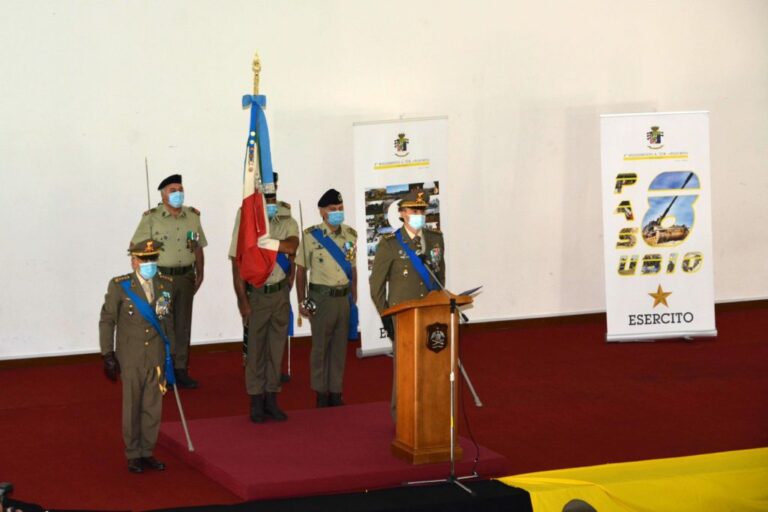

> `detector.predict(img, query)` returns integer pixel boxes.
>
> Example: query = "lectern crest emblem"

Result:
[426,322,448,353]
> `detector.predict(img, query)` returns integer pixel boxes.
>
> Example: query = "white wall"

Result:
[1,0,766,359]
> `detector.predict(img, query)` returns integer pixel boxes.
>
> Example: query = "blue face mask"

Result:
[327,210,345,227]
[266,203,278,219]
[408,214,425,231]
[139,261,158,280]
[168,191,184,208]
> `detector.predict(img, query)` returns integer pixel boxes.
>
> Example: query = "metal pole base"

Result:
[458,359,483,407]
[404,472,481,496]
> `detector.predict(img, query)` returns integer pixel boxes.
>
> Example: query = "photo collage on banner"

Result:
[353,117,448,356]
[600,112,716,342]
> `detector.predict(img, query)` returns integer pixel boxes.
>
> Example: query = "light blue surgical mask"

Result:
[168,191,184,208]
[408,214,425,231]
[327,210,345,227]
[139,261,158,280]
[266,203,278,219]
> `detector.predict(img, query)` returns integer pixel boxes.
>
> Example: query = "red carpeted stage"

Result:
[158,401,510,501]
[1,301,767,510]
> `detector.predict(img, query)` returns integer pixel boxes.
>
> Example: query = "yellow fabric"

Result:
[499,448,768,512]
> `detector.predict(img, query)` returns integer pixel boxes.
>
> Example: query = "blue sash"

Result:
[277,253,294,336]
[119,279,176,387]
[276,252,291,274]
[310,228,359,340]
[395,230,437,291]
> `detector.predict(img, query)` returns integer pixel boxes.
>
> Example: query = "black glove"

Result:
[103,351,120,381]
[381,315,395,340]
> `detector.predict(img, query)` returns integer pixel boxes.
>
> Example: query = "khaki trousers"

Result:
[309,290,349,393]
[170,271,195,370]
[121,366,163,460]
[245,285,290,395]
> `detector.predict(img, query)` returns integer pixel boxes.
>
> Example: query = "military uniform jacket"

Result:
[228,201,299,286]
[99,273,176,369]
[131,204,208,268]
[295,222,357,286]
[369,226,445,314]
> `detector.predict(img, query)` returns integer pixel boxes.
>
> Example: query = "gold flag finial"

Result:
[252,52,261,95]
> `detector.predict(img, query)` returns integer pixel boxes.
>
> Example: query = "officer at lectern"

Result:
[369,189,446,418]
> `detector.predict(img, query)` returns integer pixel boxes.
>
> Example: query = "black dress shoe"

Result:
[264,392,287,421]
[174,369,199,389]
[329,392,345,407]
[316,392,329,408]
[141,456,166,471]
[128,458,143,473]
[250,394,265,423]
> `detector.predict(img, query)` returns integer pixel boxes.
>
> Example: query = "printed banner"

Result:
[600,112,716,341]
[353,117,448,356]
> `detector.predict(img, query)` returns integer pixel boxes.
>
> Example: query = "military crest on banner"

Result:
[394,133,410,157]
[646,126,664,149]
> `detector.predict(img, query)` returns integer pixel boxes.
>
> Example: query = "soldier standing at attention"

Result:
[296,189,358,408]
[368,189,446,417]
[229,173,299,423]
[99,239,176,473]
[131,174,207,389]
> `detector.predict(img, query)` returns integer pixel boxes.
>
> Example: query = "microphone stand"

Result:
[423,261,483,408]
[404,259,479,495]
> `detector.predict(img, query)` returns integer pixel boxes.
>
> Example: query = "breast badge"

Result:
[343,241,356,261]
[155,291,172,318]
[429,246,442,268]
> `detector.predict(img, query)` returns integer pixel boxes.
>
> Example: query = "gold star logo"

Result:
[648,285,672,308]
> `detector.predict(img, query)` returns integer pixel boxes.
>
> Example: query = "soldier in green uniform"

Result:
[229,174,299,423]
[296,189,358,408]
[131,174,207,389]
[99,239,176,473]
[368,189,446,418]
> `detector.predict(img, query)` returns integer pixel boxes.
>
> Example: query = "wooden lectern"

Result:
[382,290,472,464]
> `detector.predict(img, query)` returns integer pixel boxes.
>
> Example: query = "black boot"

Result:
[250,394,265,423]
[264,392,287,421]
[316,392,329,408]
[329,392,345,407]
[174,369,199,389]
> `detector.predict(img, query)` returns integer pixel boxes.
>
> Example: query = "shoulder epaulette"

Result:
[383,233,396,240]
[347,226,357,237]
[142,207,158,217]
[159,274,173,283]
[189,206,201,215]
[425,227,442,235]
[304,224,320,234]
[278,201,291,209]
[113,274,131,283]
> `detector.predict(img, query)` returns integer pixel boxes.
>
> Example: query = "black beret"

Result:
[264,172,278,198]
[158,174,182,190]
[318,188,343,207]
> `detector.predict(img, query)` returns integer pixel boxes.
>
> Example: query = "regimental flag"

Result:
[235,59,279,288]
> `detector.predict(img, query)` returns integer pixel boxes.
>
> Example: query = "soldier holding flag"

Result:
[229,172,298,423]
